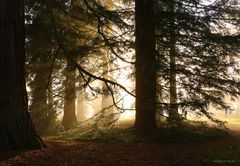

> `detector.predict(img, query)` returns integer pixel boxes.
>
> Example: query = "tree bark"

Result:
[0,0,45,150]
[77,76,86,122]
[62,60,78,129]
[168,0,180,123]
[134,0,157,133]
[29,55,55,134]
[76,88,85,122]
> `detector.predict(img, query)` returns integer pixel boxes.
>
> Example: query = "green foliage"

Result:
[156,0,240,121]
[25,0,240,135]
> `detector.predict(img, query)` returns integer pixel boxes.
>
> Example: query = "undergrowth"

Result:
[54,121,230,143]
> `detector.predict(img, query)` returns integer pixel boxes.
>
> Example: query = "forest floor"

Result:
[1,125,240,166]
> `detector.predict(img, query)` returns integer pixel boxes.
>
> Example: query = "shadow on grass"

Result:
[55,121,230,143]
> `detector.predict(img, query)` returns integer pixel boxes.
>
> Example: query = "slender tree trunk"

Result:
[156,75,165,125]
[77,76,86,122]
[47,74,55,119]
[168,0,180,123]
[62,60,78,129]
[29,55,54,134]
[100,54,115,128]
[169,46,179,122]
[99,0,116,128]
[134,0,157,133]
[77,88,85,122]
[0,0,45,150]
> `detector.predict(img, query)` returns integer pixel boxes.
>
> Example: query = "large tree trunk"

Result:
[134,0,157,133]
[62,60,78,129]
[0,0,45,150]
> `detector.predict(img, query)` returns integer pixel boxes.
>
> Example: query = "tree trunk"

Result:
[98,53,116,128]
[29,55,55,134]
[76,88,85,122]
[0,0,45,150]
[77,77,86,122]
[62,60,78,129]
[156,76,165,125]
[98,0,116,128]
[134,0,157,133]
[168,0,180,123]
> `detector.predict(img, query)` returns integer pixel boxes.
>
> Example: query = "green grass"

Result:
[53,121,230,143]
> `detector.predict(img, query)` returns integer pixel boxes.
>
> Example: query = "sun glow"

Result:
[75,50,136,124]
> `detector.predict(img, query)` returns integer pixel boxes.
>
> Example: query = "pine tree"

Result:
[26,0,60,133]
[26,0,103,129]
[155,0,240,123]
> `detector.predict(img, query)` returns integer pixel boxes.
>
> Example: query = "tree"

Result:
[98,53,117,128]
[0,0,45,150]
[26,0,60,134]
[76,77,86,122]
[58,0,133,128]
[62,60,78,128]
[168,0,180,123]
[80,0,158,132]
[26,0,99,129]
[134,0,157,133]
[155,0,240,123]
[29,55,56,134]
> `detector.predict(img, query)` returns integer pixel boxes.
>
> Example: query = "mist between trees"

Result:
[0,0,239,150]
[25,0,240,134]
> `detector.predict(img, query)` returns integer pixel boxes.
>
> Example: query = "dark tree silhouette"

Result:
[0,0,45,150]
[134,0,157,133]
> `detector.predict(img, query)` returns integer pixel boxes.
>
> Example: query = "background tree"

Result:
[62,60,78,128]
[26,0,102,130]
[26,0,61,134]
[23,0,240,135]
[28,55,57,134]
[155,0,240,125]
